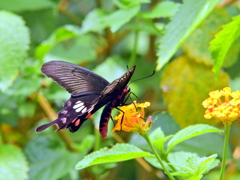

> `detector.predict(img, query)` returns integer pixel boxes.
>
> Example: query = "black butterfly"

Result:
[36,61,135,138]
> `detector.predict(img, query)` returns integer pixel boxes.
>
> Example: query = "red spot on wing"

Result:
[74,119,80,126]
[86,113,92,119]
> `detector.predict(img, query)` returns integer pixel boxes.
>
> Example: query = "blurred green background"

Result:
[0,0,239,180]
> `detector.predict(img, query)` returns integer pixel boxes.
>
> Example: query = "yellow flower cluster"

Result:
[113,101,152,135]
[202,87,240,125]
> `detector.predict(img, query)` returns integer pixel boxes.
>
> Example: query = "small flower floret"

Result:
[113,101,152,135]
[202,87,240,125]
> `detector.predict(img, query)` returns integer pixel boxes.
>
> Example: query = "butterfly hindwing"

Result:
[36,94,100,132]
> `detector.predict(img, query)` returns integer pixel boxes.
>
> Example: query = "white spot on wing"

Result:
[81,107,87,113]
[73,101,84,109]
[76,106,84,112]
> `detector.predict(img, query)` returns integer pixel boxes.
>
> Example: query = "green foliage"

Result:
[166,124,222,153]
[0,0,239,179]
[140,1,180,19]
[145,125,220,179]
[156,0,220,70]
[172,154,219,180]
[0,144,28,180]
[183,8,239,68]
[210,15,240,77]
[0,0,55,12]
[0,11,30,91]
[24,135,79,180]
[75,143,153,170]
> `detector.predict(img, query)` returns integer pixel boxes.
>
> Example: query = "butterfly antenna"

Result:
[129,70,155,84]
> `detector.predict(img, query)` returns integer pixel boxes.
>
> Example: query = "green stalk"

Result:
[142,133,176,180]
[0,124,2,144]
[94,128,101,151]
[129,30,139,67]
[219,124,231,180]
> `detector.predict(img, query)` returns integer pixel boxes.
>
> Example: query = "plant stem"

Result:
[0,124,2,144]
[142,133,176,180]
[129,30,139,67]
[219,124,231,180]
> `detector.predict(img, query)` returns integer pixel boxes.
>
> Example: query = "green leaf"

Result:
[182,9,237,67]
[168,151,199,171]
[0,11,30,91]
[0,0,55,12]
[24,135,79,180]
[80,9,108,33]
[210,15,240,78]
[149,127,172,153]
[141,1,180,19]
[102,5,140,32]
[35,25,81,60]
[172,154,219,179]
[114,0,149,9]
[75,143,153,170]
[145,152,198,170]
[156,0,220,70]
[0,144,28,180]
[167,124,221,153]
[197,154,219,175]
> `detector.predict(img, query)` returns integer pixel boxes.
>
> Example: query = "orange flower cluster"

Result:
[202,87,240,125]
[113,101,152,135]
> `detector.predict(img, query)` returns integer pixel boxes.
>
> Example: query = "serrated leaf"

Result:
[210,15,240,78]
[75,143,153,170]
[160,56,229,127]
[0,11,30,91]
[167,124,221,153]
[35,25,81,60]
[168,151,199,171]
[171,154,219,180]
[0,144,28,180]
[102,5,140,32]
[197,154,219,174]
[141,1,180,19]
[0,0,55,12]
[156,0,220,70]
[183,8,239,68]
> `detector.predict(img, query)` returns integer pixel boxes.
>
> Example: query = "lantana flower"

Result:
[112,101,152,135]
[202,87,240,125]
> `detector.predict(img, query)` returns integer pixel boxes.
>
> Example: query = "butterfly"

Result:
[36,61,135,138]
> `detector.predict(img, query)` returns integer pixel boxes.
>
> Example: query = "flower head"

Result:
[202,87,240,125]
[112,101,152,135]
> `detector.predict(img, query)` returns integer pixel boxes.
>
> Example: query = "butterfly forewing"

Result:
[41,61,109,96]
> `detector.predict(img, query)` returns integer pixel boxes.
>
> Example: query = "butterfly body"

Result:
[36,61,135,138]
